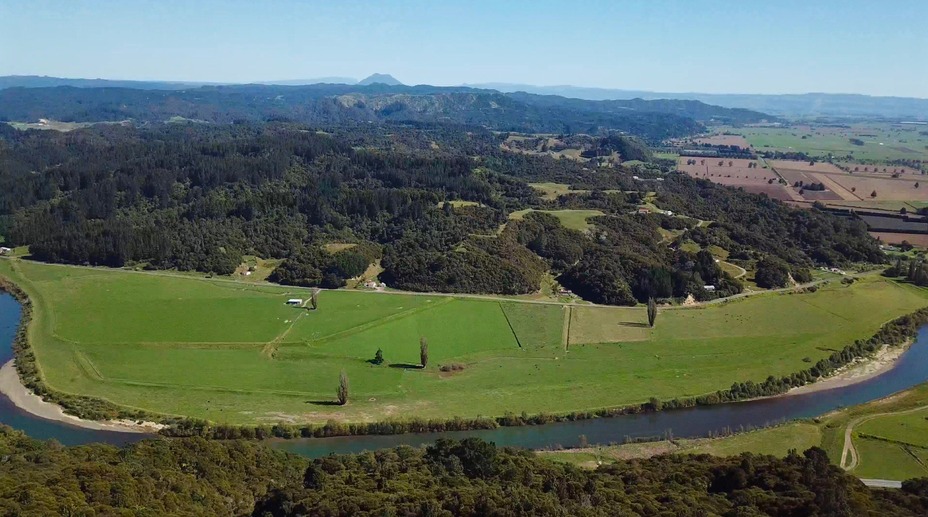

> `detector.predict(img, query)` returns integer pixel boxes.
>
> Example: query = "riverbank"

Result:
[0,360,162,433]
[537,345,914,465]
[786,342,910,396]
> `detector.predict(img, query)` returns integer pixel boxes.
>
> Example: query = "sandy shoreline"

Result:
[0,360,162,433]
[785,342,909,396]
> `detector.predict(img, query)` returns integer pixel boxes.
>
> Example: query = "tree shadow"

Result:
[389,363,423,369]
[305,400,342,406]
[619,322,650,328]
[367,359,385,366]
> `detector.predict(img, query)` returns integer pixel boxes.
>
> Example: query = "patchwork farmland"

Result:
[770,159,928,203]
[677,157,794,200]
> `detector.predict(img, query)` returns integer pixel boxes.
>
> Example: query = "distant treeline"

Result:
[0,82,775,139]
[1,425,927,516]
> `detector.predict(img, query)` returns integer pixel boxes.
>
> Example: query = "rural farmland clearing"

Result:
[2,258,927,426]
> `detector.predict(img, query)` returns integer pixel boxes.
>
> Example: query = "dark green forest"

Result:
[0,121,882,305]
[1,427,926,516]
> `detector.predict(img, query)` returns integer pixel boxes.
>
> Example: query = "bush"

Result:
[755,256,791,288]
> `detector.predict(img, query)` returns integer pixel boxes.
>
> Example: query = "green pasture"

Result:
[528,182,583,200]
[721,124,928,162]
[508,209,606,232]
[857,407,928,449]
[2,259,928,426]
[853,438,928,480]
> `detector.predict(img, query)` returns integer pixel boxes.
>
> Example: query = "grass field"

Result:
[841,398,928,480]
[527,183,624,202]
[528,182,583,200]
[2,259,928,427]
[508,209,605,231]
[542,422,823,468]
[718,124,928,162]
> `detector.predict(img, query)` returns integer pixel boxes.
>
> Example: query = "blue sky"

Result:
[1,0,926,97]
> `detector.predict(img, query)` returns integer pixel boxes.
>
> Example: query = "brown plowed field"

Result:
[870,232,928,247]
[769,160,845,174]
[799,190,843,201]
[678,158,792,200]
[827,175,928,202]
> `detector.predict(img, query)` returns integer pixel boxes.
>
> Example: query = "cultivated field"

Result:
[769,159,928,204]
[690,134,752,149]
[2,259,928,426]
[677,157,796,200]
[870,232,928,248]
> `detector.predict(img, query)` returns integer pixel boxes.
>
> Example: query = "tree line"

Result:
[1,425,927,516]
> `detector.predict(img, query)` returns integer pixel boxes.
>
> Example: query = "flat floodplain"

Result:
[719,124,928,162]
[2,259,928,425]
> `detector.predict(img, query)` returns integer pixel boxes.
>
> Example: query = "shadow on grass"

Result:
[619,322,650,328]
[389,363,423,369]
[306,400,343,406]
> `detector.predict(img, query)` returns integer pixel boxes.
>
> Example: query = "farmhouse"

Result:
[286,298,303,306]
[703,285,716,292]
[0,247,11,255]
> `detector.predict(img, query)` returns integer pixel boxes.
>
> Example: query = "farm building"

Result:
[0,247,11,255]
[703,285,716,292]
[286,298,303,306]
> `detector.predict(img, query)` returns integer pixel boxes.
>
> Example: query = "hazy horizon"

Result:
[2,0,926,98]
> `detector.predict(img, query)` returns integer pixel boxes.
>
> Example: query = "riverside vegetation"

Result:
[1,426,928,516]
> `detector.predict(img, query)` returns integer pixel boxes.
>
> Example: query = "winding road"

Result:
[839,403,928,474]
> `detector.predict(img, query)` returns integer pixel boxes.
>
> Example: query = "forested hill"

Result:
[1,427,926,516]
[0,82,770,138]
[0,122,881,304]
[507,91,772,125]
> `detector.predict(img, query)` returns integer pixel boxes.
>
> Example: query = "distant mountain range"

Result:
[468,83,928,120]
[0,82,772,141]
[3,75,923,119]
[0,73,404,90]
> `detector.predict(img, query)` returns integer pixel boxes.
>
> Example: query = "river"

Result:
[1,292,927,456]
